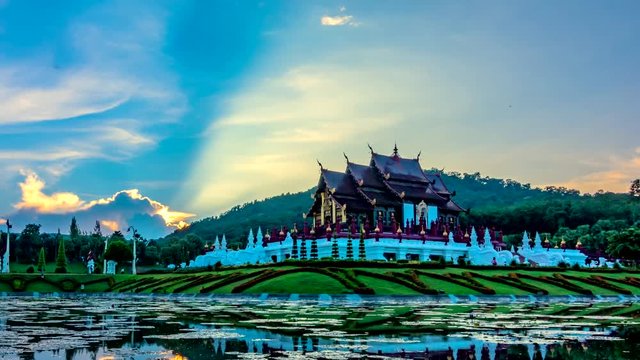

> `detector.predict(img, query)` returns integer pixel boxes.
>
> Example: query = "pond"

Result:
[0,293,639,359]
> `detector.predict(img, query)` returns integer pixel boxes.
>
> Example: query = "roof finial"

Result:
[367,143,374,154]
[416,150,421,161]
[316,159,324,170]
[393,142,399,157]
[343,152,349,163]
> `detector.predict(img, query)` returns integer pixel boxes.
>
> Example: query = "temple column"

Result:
[331,199,336,224]
[320,193,325,225]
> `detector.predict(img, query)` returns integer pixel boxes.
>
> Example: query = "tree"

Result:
[607,227,640,266]
[310,239,318,260]
[144,245,160,265]
[55,230,67,273]
[299,238,307,260]
[37,247,46,273]
[346,236,354,260]
[104,240,133,263]
[631,179,640,198]
[70,217,80,239]
[358,232,366,260]
[331,235,339,259]
[18,224,41,263]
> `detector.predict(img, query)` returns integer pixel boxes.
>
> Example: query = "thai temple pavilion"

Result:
[308,144,465,236]
[189,145,598,268]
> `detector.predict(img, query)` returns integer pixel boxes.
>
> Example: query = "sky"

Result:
[0,0,639,238]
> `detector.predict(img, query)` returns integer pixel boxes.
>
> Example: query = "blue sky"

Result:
[1,1,639,237]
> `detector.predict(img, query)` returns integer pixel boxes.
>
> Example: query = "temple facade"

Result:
[308,145,465,235]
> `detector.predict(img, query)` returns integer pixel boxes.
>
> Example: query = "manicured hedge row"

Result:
[147,276,195,293]
[465,272,548,295]
[594,275,640,289]
[415,271,495,295]
[560,274,632,295]
[517,273,592,295]
[108,278,140,291]
[172,274,225,293]
[200,270,269,293]
[117,278,159,293]
[133,278,174,293]
[0,275,81,292]
[393,270,441,294]
[327,268,375,294]
[352,269,439,295]
[82,276,115,288]
[231,267,367,294]
[228,260,445,270]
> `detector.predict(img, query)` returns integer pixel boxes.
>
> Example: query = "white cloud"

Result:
[6,171,195,237]
[184,60,430,215]
[321,15,354,26]
[0,69,132,124]
[321,6,358,27]
[0,2,185,186]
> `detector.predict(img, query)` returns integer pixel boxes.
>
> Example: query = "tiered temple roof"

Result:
[308,145,466,219]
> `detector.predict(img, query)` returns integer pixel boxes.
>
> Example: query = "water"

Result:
[0,294,639,359]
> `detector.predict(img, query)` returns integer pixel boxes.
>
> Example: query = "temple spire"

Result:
[367,143,374,154]
[392,142,399,157]
[343,152,349,163]
[316,159,324,170]
[416,150,421,161]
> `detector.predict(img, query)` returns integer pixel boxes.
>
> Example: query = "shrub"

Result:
[214,261,222,271]
[26,266,35,273]
[457,257,467,266]
[510,259,518,267]
[353,269,439,295]
[438,257,447,267]
[558,262,568,269]
[613,262,622,270]
[571,263,580,270]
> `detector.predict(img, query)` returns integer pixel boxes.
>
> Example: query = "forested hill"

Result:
[163,170,638,248]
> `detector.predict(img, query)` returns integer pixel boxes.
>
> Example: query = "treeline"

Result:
[164,170,637,249]
[0,217,211,269]
[464,192,638,236]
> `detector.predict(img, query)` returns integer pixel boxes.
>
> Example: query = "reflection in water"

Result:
[0,294,638,359]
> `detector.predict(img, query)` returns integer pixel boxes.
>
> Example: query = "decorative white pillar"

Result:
[2,219,11,273]
[103,237,109,274]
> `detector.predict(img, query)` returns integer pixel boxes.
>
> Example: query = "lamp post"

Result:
[127,226,138,275]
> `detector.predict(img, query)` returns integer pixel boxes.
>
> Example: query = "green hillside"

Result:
[164,170,638,249]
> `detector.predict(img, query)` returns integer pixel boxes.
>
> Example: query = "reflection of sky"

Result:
[1,1,640,235]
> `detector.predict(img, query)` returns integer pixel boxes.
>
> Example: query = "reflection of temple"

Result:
[308,145,465,234]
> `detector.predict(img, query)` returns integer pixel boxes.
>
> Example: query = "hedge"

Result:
[172,274,225,293]
[117,278,159,293]
[415,271,495,295]
[200,270,269,293]
[352,269,440,295]
[465,272,548,295]
[559,274,632,295]
[517,273,592,295]
[231,268,365,294]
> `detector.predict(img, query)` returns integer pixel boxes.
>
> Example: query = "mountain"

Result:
[163,170,636,248]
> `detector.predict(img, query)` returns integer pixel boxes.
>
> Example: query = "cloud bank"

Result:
[3,172,194,238]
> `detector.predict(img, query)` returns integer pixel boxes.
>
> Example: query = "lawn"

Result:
[2,264,640,296]
[241,272,349,295]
